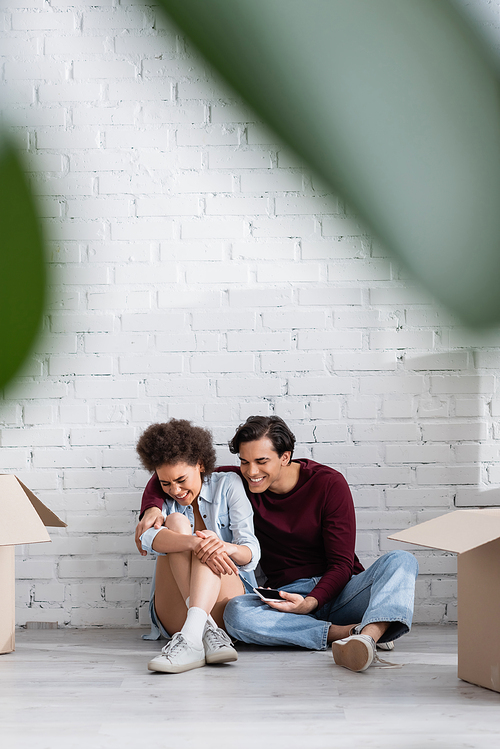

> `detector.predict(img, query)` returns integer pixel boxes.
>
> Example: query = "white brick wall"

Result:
[1,0,498,627]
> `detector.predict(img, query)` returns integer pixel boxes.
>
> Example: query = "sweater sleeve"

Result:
[308,473,357,609]
[139,473,165,519]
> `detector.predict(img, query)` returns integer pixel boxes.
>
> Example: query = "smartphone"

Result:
[253,586,285,603]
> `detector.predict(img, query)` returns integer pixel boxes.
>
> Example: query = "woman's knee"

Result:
[164,512,191,534]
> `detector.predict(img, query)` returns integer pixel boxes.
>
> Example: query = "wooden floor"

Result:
[1,625,498,748]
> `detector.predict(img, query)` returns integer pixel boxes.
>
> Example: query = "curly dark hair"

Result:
[136,420,217,476]
[228,415,296,464]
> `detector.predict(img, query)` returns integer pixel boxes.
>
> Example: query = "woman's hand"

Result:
[194,531,239,575]
[135,507,164,555]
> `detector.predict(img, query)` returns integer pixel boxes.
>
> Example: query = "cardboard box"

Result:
[389,508,500,693]
[0,474,66,654]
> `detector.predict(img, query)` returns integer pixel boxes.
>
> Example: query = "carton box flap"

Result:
[388,509,500,553]
[0,474,66,547]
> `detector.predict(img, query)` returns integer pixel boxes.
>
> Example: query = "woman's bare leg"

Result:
[153,512,246,634]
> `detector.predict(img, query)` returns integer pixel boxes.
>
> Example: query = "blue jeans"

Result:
[223,550,418,651]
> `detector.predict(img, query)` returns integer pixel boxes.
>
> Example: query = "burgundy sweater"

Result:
[140,459,364,610]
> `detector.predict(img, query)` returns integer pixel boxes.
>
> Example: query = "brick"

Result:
[39,83,102,103]
[257,263,320,283]
[181,218,245,240]
[216,378,282,397]
[333,353,397,371]
[12,11,75,30]
[261,353,324,372]
[240,171,304,192]
[49,356,113,376]
[88,291,151,310]
[351,424,420,442]
[229,288,293,308]
[227,332,291,351]
[347,399,379,419]
[420,422,487,442]
[0,449,29,469]
[369,287,434,305]
[360,376,425,395]
[34,583,66,603]
[252,216,315,238]
[455,398,487,417]
[84,334,148,354]
[416,466,479,485]
[346,466,413,484]
[192,310,255,331]
[23,405,54,425]
[121,312,185,332]
[334,309,397,328]
[312,444,379,464]
[385,489,452,508]
[191,354,254,373]
[1,429,65,447]
[454,444,499,462]
[33,448,102,469]
[405,352,469,371]
[74,60,137,79]
[309,400,342,420]
[146,378,210,397]
[186,263,249,284]
[382,397,415,419]
[328,260,391,282]
[120,355,183,374]
[16,560,55,579]
[50,314,114,334]
[69,429,135,447]
[73,378,138,399]
[208,148,271,169]
[430,376,495,394]
[206,197,268,216]
[288,377,352,396]
[301,238,365,260]
[176,126,239,147]
[417,396,449,418]
[370,330,434,349]
[386,445,452,463]
[111,219,174,241]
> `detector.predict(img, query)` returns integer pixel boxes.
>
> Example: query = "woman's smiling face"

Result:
[156,462,204,505]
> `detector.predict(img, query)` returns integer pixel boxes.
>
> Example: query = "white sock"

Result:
[180,607,208,648]
[185,597,217,631]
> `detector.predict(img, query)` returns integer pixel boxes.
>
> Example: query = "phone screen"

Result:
[254,587,283,602]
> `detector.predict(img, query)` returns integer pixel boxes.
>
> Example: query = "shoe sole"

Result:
[331,640,372,672]
[206,648,238,665]
[148,657,206,674]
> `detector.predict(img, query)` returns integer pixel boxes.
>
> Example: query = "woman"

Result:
[136,419,260,674]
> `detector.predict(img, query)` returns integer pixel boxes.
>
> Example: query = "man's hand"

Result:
[261,592,318,615]
[195,531,239,575]
[135,507,163,555]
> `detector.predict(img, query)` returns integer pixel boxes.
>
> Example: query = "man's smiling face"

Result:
[238,436,291,494]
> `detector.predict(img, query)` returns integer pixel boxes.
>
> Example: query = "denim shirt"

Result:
[141,471,260,639]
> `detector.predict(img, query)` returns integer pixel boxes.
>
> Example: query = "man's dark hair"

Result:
[228,416,296,463]
[136,419,216,476]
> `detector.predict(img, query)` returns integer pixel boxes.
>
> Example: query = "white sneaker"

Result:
[377,640,395,651]
[148,632,206,674]
[203,625,238,665]
[331,634,376,672]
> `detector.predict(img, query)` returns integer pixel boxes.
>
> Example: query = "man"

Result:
[136,415,418,672]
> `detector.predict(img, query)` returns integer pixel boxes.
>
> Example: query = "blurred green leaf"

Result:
[156,0,500,327]
[0,137,46,389]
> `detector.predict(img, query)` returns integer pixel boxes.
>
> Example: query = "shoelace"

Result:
[160,633,186,658]
[204,627,232,649]
[351,628,402,669]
